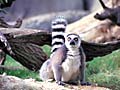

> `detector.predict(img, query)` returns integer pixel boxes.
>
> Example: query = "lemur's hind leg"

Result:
[79,47,91,86]
[39,59,54,81]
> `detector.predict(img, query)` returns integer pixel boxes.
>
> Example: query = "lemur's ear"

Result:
[64,33,68,42]
[64,33,67,37]
[78,32,85,40]
[76,34,81,39]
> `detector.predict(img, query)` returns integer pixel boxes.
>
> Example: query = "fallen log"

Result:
[0,28,51,46]
[82,40,120,61]
[0,18,22,66]
[66,0,120,43]
[0,28,51,71]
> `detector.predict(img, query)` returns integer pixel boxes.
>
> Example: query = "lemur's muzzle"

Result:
[70,41,75,45]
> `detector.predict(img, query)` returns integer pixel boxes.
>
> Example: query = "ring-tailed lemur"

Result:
[39,17,88,85]
[0,32,14,55]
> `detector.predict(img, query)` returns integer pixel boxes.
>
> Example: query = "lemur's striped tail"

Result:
[0,32,14,56]
[50,16,67,57]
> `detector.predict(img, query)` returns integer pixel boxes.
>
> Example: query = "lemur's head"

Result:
[65,34,81,49]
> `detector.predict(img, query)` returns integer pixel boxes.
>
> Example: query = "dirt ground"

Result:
[0,75,111,90]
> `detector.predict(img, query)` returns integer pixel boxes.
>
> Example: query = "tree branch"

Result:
[94,0,120,26]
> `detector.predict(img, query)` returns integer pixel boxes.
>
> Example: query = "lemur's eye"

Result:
[67,37,71,41]
[74,38,78,42]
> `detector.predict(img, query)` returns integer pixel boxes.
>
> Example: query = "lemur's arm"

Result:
[79,46,86,84]
[117,12,120,26]
[51,45,67,85]
[52,64,62,83]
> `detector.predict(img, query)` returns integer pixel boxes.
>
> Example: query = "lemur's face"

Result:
[65,34,81,49]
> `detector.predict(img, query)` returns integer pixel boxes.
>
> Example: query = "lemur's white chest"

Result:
[61,49,81,81]
[62,55,81,71]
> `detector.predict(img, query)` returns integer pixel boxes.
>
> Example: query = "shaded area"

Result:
[82,40,120,61]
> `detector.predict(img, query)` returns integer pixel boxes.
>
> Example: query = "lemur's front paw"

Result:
[81,82,91,86]
[56,81,66,86]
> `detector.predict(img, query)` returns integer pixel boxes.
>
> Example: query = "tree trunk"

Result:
[11,43,48,71]
[0,28,51,71]
[0,18,22,66]
[66,0,120,43]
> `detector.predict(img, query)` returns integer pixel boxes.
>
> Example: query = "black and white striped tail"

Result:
[51,16,67,57]
[0,32,14,55]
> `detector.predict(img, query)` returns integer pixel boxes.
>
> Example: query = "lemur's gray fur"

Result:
[39,17,87,85]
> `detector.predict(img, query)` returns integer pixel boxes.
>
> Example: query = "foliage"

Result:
[0,56,40,81]
[41,45,51,57]
[86,49,120,90]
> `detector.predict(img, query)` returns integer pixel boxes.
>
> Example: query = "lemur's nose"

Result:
[70,41,75,45]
